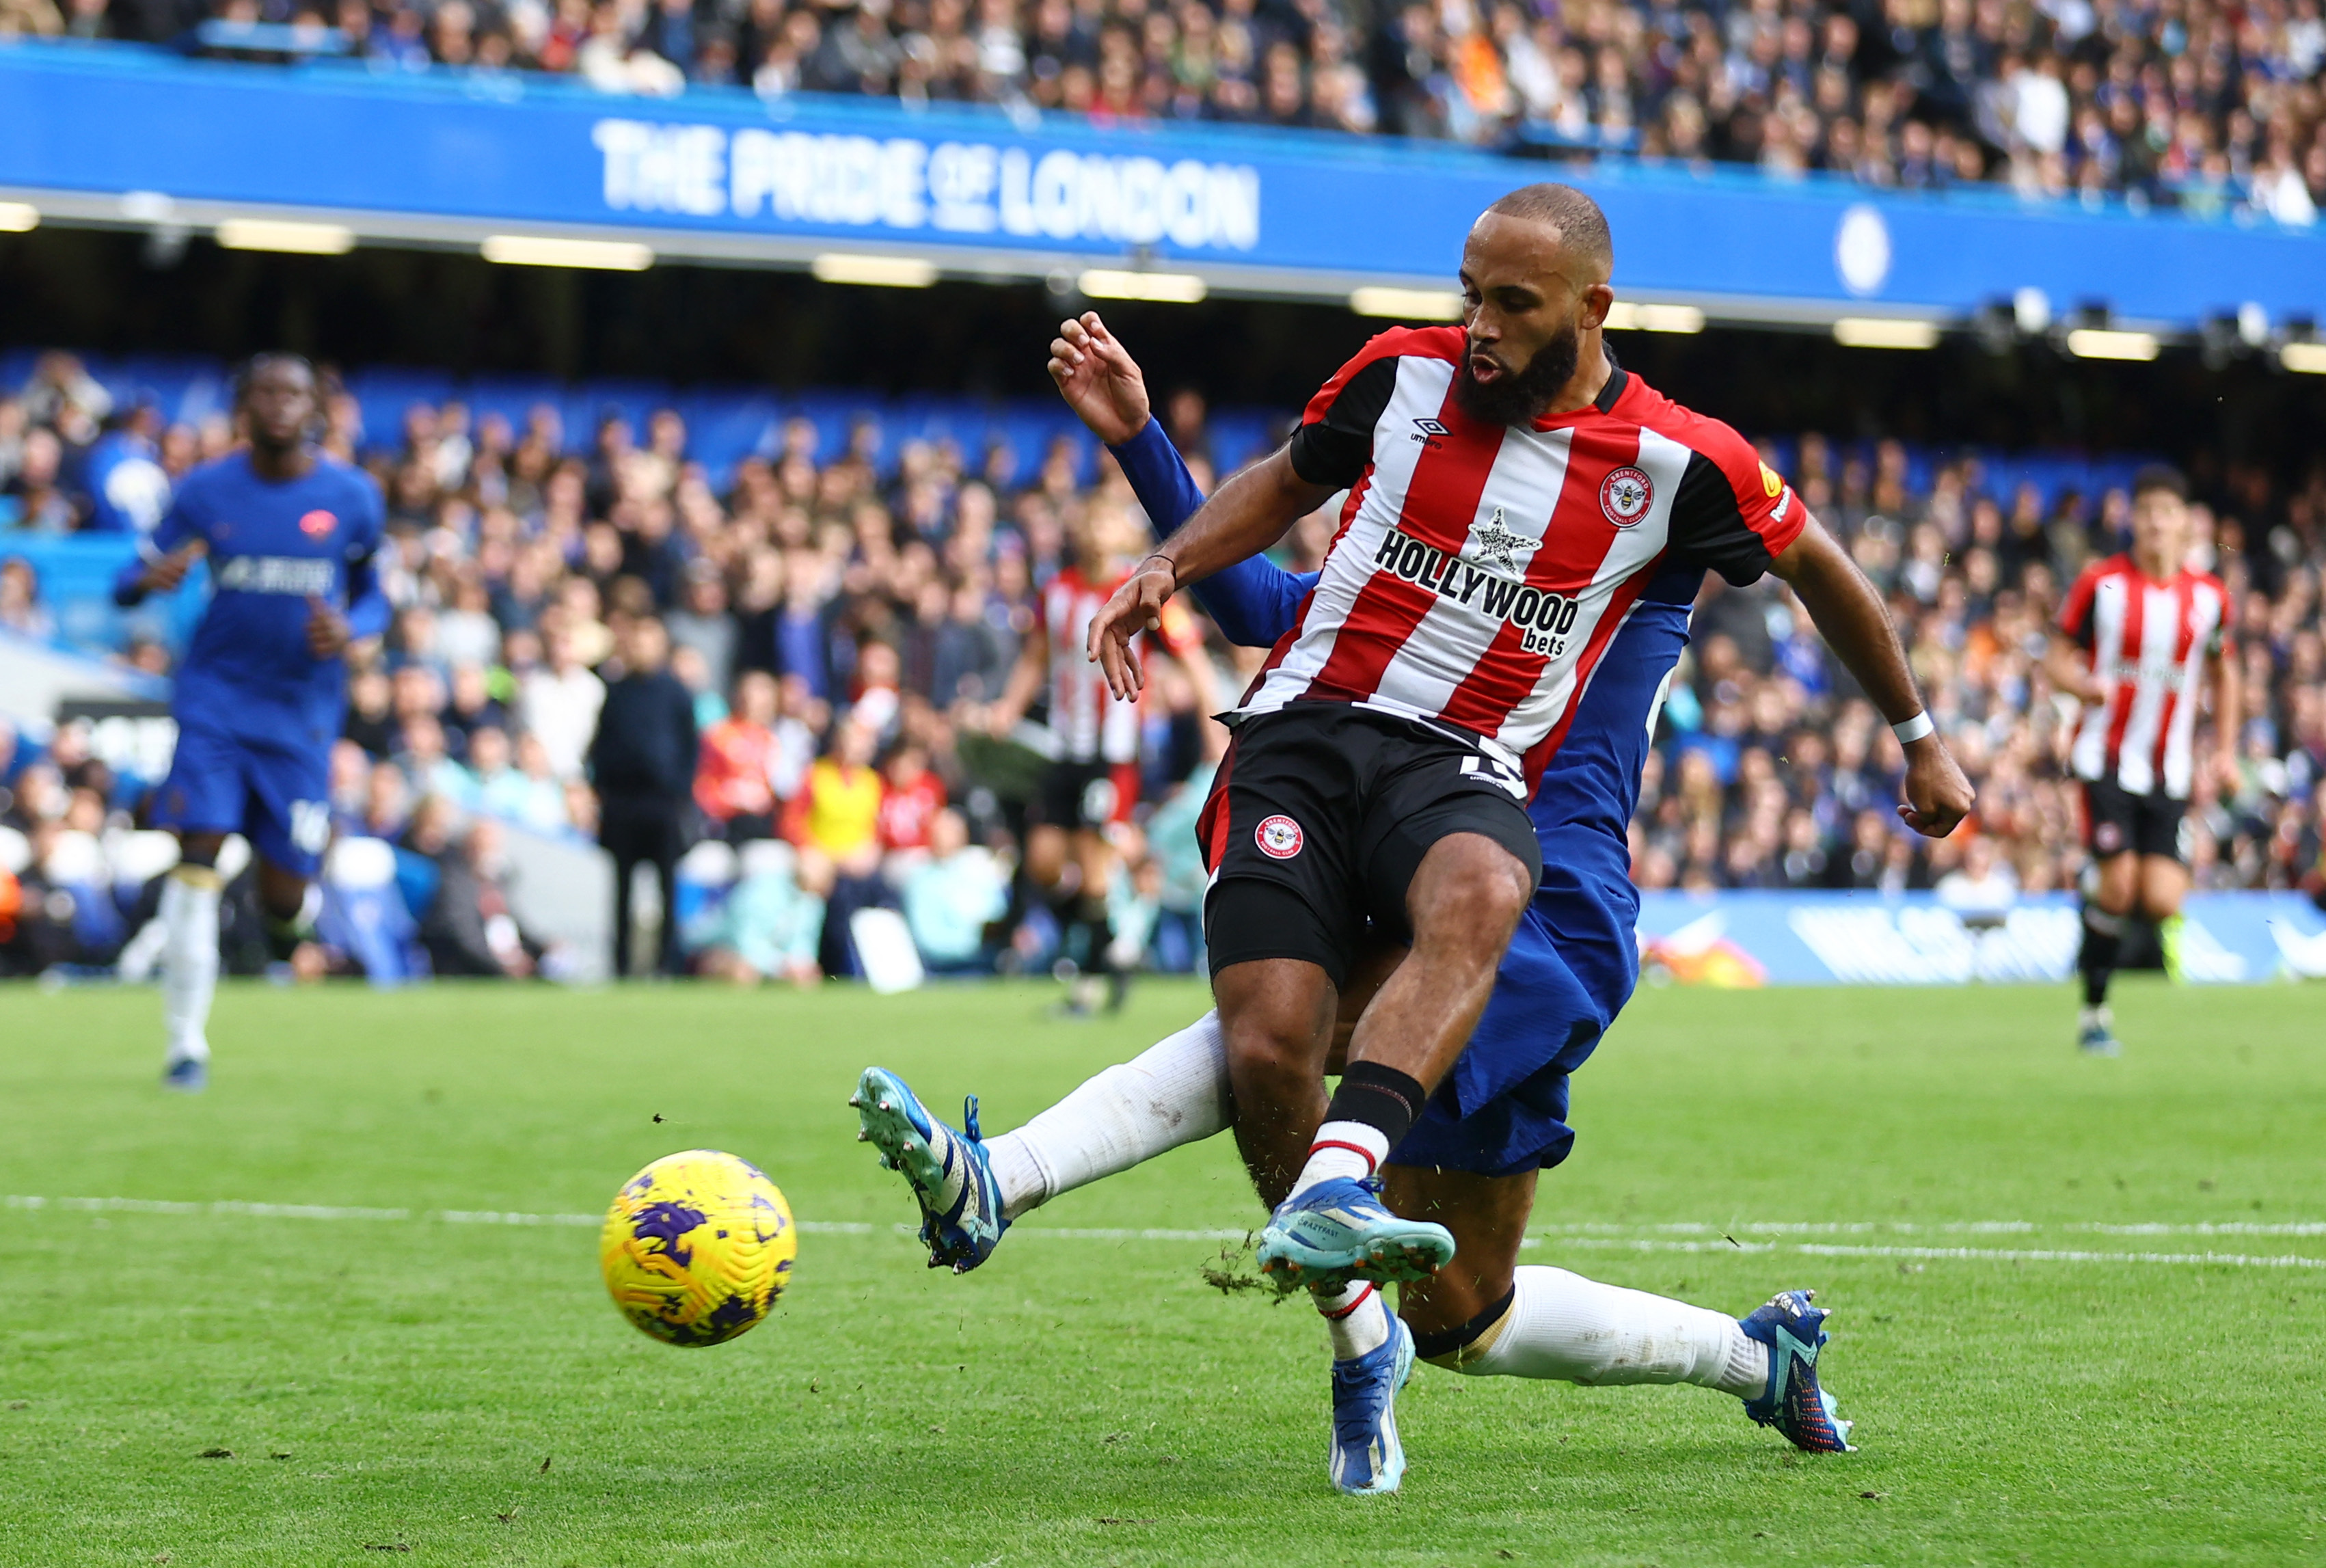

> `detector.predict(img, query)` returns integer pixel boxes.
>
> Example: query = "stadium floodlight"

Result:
[1077,269,1208,303]
[2064,327,2160,361]
[1604,301,1705,334]
[215,219,356,255]
[1349,286,1463,321]
[2282,342,2326,375]
[811,253,938,288]
[481,234,654,271]
[1832,316,1940,349]
[0,202,38,233]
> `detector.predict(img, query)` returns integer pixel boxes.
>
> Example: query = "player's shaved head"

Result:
[1483,183,1613,279]
[1455,185,1617,425]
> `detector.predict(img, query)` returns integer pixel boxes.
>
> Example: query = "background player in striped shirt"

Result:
[2047,465,2239,1055]
[988,502,1217,1013]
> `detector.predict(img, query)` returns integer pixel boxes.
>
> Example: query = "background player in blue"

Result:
[114,355,389,1092]
[856,314,1878,1491]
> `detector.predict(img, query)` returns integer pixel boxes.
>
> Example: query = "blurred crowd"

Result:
[3,349,2325,984]
[9,0,2323,216]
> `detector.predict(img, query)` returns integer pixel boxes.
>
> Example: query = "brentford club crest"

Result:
[1255,814,1304,859]
[1599,466,1653,527]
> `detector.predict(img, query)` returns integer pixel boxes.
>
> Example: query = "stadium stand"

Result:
[8,0,2323,213]
[1,348,2321,984]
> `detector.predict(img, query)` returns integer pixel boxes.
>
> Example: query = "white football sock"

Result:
[159,865,222,1068]
[1286,1121,1389,1202]
[1450,1266,1768,1398]
[1314,1280,1392,1361]
[982,1011,1230,1221]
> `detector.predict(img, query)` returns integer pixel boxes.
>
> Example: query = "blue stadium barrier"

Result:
[1,42,2320,329]
[1634,890,2326,986]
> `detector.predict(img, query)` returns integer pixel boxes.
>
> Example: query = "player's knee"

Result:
[176,831,225,870]
[1411,840,1530,948]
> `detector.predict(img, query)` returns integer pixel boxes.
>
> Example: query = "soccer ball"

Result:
[599,1150,796,1347]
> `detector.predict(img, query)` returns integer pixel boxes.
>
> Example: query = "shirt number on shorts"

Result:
[289,800,332,855]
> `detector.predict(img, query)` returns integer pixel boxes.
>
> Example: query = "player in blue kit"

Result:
[114,355,388,1092]
[858,314,1890,1492]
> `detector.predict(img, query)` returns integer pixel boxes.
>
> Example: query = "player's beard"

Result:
[1453,321,1582,427]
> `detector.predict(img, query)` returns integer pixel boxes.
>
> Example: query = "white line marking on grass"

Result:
[1537,1236,2326,1270]
[6,1196,2319,1269]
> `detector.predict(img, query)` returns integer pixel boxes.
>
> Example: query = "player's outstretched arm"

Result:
[1770,514,1973,838]
[1085,448,1332,698]
[1048,313,1316,649]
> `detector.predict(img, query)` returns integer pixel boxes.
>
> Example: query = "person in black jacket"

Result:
[589,616,699,977]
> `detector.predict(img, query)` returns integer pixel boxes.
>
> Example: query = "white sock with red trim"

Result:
[1286,1121,1390,1202]
[1314,1280,1392,1360]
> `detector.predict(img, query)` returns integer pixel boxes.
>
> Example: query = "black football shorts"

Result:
[1195,703,1542,988]
[2081,775,2189,863]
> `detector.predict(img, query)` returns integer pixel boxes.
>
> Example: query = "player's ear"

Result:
[1580,283,1615,333]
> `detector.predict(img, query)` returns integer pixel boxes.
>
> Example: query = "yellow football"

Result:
[599,1150,796,1347]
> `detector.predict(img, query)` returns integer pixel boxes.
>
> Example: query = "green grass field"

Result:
[1,978,2321,1567]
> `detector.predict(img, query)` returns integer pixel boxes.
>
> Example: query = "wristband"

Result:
[1891,711,1934,744]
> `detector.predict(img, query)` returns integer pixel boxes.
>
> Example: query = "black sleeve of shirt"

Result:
[1666,450,1781,587]
[1286,357,1398,489]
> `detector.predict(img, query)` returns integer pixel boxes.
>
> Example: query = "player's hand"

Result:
[305,596,352,660]
[1047,312,1150,446]
[1085,557,1176,701]
[1897,733,1975,838]
[138,541,206,595]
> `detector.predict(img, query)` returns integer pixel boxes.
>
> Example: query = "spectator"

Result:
[589,615,699,977]
[692,839,830,986]
[519,625,606,780]
[876,741,946,859]
[901,807,1008,972]
[0,556,55,642]
[695,669,785,841]
[420,818,543,976]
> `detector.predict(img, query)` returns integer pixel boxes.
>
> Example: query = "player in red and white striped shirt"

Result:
[1086,183,1973,1339]
[992,502,1215,1011]
[2046,465,2239,1054]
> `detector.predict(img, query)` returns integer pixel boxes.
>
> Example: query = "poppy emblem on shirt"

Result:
[1255,815,1304,860]
[1600,466,1653,527]
[299,509,337,539]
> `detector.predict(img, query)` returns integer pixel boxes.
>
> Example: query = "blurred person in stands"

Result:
[2048,465,2236,1055]
[471,725,567,835]
[1,427,79,532]
[0,556,55,642]
[693,839,830,988]
[589,614,699,977]
[1934,833,2018,919]
[902,807,1008,974]
[792,717,888,977]
[876,740,946,863]
[695,668,785,841]
[420,817,542,977]
[84,398,173,536]
[521,624,606,780]
[111,354,386,1092]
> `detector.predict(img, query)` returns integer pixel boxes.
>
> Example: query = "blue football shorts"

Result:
[150,719,334,880]
[1386,884,1638,1180]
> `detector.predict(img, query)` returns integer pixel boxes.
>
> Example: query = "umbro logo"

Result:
[1410,418,1450,444]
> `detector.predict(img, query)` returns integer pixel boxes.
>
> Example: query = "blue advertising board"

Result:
[1,42,2322,329]
[1634,889,2326,986]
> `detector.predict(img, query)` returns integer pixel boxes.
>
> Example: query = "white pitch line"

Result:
[5,1195,2320,1269]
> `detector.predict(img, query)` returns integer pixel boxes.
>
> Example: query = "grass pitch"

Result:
[0,977,2321,1567]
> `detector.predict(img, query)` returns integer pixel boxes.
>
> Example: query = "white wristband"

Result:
[1891,711,1935,744]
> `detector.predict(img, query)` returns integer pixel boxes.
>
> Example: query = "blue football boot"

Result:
[162,1057,208,1093]
[1328,1309,1415,1496]
[1256,1176,1455,1293]
[850,1067,1010,1273]
[1737,1289,1854,1452]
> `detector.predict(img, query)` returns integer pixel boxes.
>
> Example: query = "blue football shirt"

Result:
[120,450,388,752]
